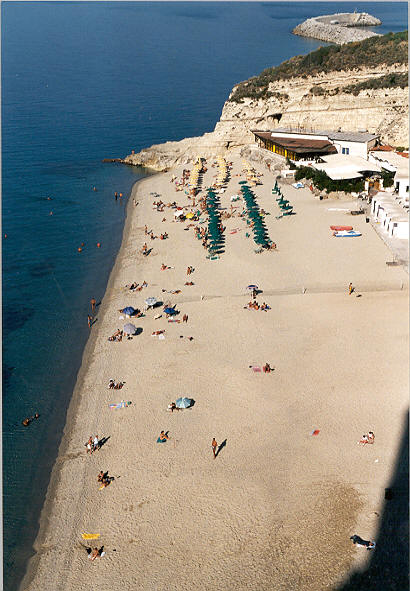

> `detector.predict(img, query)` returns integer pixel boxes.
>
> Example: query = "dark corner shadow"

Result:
[98,436,110,449]
[215,439,227,457]
[336,409,409,591]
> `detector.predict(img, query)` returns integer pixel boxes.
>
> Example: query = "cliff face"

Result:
[215,65,409,147]
[124,65,408,171]
[124,33,408,171]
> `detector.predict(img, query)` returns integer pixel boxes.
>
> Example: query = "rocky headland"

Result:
[293,12,381,44]
[124,32,408,171]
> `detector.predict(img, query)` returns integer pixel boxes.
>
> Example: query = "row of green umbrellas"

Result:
[240,185,272,247]
[205,188,224,253]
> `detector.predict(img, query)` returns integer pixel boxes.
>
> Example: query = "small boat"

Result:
[330,225,353,231]
[333,230,362,237]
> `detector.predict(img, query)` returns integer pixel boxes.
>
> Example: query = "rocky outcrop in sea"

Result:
[293,12,381,45]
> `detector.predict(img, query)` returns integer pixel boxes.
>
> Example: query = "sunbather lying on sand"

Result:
[157,430,169,443]
[185,282,194,286]
[108,329,123,342]
[152,330,165,336]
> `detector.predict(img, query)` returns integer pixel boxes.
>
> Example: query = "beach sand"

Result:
[21,152,408,591]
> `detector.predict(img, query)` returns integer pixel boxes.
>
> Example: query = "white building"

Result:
[266,128,379,160]
[371,192,409,240]
[369,149,409,202]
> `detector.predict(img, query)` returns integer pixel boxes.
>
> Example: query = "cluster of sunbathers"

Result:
[358,431,375,445]
[108,379,124,390]
[128,281,147,292]
[245,301,270,311]
[97,470,114,488]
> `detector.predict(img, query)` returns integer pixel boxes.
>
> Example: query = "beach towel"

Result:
[159,334,165,340]
[82,533,100,540]
[250,365,261,372]
[311,429,320,436]
[109,401,131,410]
[157,437,167,443]
[168,319,180,323]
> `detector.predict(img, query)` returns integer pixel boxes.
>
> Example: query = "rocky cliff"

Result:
[124,33,408,171]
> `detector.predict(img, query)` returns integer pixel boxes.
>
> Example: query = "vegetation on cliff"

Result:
[229,31,408,103]
[310,72,408,96]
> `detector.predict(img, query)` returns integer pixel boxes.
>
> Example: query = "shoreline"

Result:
[18,174,156,591]
[20,155,408,590]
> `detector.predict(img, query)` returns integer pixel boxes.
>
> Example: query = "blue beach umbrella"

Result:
[122,306,136,316]
[164,307,176,315]
[175,397,193,409]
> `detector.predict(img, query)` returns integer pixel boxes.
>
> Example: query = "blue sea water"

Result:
[2,2,407,589]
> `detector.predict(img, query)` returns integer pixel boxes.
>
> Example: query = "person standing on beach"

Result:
[114,192,118,200]
[211,438,218,458]
[90,298,96,312]
[348,282,354,295]
[88,315,93,328]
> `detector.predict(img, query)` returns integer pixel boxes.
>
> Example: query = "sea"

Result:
[2,2,407,589]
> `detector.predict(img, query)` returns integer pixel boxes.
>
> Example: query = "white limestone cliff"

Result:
[124,66,408,172]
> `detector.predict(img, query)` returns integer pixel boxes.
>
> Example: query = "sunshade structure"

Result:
[239,185,274,249]
[176,397,194,409]
[145,297,157,308]
[123,323,137,335]
[122,306,136,316]
[204,187,225,257]
[247,284,258,290]
[164,307,177,315]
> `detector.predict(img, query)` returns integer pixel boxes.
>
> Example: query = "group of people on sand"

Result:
[97,470,114,488]
[359,431,375,445]
[128,281,147,292]
[85,435,101,454]
[108,379,124,390]
[245,300,270,311]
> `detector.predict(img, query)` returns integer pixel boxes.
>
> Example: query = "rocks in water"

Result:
[293,12,381,45]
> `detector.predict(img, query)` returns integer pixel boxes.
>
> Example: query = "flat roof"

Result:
[312,154,381,180]
[252,131,337,154]
[259,127,378,143]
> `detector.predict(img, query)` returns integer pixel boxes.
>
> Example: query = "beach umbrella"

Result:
[123,323,137,335]
[175,397,193,409]
[238,180,248,185]
[247,285,258,290]
[122,306,136,316]
[164,307,176,315]
[145,297,157,307]
[186,212,195,219]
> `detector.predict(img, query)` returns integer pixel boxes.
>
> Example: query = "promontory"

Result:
[124,32,408,171]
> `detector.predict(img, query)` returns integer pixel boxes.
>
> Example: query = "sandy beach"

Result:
[21,152,408,591]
